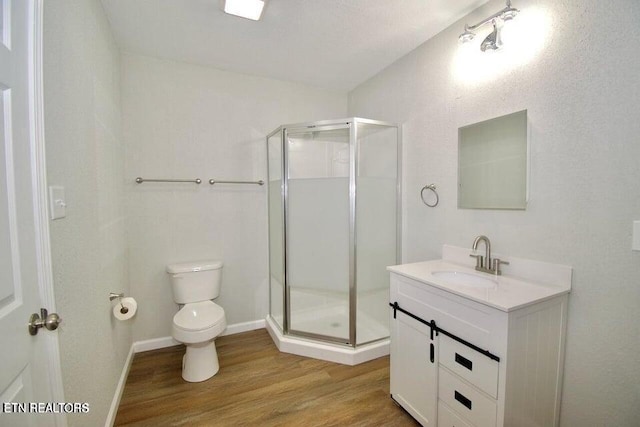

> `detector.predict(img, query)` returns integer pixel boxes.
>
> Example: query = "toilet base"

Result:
[181,340,220,382]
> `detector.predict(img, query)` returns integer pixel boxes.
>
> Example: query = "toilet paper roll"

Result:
[113,297,137,321]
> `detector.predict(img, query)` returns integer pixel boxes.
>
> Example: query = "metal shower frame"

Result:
[266,117,402,348]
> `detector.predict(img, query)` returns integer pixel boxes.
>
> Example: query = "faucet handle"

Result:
[492,258,509,275]
[470,254,483,269]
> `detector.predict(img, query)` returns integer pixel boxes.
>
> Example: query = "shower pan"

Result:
[266,118,400,364]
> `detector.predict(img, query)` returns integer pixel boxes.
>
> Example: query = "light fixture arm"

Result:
[464,0,518,33]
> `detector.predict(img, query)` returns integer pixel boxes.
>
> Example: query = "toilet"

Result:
[166,260,227,382]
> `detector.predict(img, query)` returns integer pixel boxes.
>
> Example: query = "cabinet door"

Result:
[390,313,437,425]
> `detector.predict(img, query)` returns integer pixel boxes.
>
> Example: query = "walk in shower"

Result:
[266,118,400,364]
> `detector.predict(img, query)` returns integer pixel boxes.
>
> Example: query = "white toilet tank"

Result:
[166,260,223,304]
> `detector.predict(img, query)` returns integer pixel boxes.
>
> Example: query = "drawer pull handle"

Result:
[455,353,473,371]
[430,343,435,363]
[455,391,472,410]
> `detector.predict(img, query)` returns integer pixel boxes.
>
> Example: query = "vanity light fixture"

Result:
[480,21,502,52]
[223,0,266,21]
[459,0,519,51]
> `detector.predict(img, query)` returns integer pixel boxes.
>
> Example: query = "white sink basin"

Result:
[431,271,497,288]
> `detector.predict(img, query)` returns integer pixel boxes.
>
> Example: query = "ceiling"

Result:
[101,0,488,91]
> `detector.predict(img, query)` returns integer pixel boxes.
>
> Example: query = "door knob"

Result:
[28,308,62,335]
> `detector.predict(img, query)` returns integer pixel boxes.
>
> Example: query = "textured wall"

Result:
[121,54,347,342]
[44,0,130,426]
[348,0,640,425]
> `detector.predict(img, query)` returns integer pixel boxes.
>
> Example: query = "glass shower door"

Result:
[355,121,398,345]
[285,125,351,343]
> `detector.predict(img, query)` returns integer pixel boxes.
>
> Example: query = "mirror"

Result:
[458,110,528,210]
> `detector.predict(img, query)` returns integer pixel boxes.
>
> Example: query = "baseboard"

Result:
[220,319,265,337]
[132,319,266,353]
[104,343,135,427]
[133,336,180,353]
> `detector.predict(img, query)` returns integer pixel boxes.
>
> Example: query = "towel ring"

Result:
[420,184,439,207]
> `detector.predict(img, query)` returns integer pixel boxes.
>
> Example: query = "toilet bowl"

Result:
[167,260,226,382]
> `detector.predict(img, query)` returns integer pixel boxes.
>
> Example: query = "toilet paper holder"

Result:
[109,292,129,315]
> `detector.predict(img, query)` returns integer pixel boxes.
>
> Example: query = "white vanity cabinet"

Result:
[389,249,571,427]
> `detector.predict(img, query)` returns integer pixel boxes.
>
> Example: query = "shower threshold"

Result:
[265,315,390,366]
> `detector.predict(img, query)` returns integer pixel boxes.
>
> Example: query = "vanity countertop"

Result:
[387,246,572,312]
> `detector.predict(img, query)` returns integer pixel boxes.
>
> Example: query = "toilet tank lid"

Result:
[166,260,223,274]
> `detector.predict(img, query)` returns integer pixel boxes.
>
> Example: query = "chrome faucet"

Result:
[470,235,509,275]
[472,235,491,268]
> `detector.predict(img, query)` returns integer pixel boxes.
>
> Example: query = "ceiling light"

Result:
[223,0,265,21]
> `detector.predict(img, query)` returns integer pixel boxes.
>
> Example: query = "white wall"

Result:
[122,54,347,342]
[348,0,640,425]
[44,0,130,425]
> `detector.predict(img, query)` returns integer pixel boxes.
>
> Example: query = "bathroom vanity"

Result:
[388,245,571,427]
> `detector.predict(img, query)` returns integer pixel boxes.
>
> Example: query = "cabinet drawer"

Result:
[438,401,474,427]
[439,367,497,427]
[390,273,505,352]
[439,335,499,398]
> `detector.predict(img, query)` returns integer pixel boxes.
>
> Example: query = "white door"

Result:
[390,313,438,425]
[0,1,61,425]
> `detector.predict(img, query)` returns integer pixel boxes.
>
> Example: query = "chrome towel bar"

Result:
[135,177,202,184]
[209,179,264,186]
[135,177,264,186]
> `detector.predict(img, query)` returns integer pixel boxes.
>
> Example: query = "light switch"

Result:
[633,221,640,251]
[49,186,66,220]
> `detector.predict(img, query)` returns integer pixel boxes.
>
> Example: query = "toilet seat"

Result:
[173,301,225,332]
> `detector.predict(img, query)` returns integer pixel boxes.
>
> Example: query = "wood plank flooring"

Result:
[115,329,418,426]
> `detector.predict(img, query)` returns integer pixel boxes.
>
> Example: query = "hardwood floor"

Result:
[114,329,418,426]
